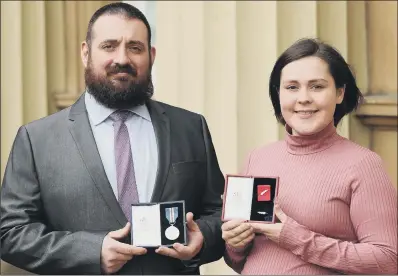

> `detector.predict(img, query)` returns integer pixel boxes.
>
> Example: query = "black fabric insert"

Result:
[160,201,186,246]
[249,177,278,222]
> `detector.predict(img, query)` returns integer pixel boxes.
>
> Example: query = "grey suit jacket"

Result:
[0,95,225,275]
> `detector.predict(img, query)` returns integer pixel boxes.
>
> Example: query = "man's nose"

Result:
[114,48,129,65]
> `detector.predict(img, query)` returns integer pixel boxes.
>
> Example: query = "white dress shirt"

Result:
[85,92,158,203]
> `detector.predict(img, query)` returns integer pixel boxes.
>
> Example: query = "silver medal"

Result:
[165,225,180,240]
[165,207,180,240]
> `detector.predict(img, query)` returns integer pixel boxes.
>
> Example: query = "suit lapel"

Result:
[147,100,171,203]
[68,94,126,227]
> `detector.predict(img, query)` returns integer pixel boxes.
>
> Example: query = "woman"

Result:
[222,38,397,275]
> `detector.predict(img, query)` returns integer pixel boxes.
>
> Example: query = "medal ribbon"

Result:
[166,207,178,225]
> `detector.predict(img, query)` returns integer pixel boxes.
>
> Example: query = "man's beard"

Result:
[85,59,154,109]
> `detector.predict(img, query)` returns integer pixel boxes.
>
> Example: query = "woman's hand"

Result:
[221,220,255,250]
[249,204,288,244]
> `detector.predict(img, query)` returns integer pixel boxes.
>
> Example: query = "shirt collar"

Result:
[84,92,152,126]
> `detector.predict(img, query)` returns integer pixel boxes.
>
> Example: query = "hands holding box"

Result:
[249,203,288,243]
[101,223,147,274]
[222,175,280,223]
[101,200,205,274]
[222,220,255,251]
[221,175,290,248]
[130,200,204,261]
[155,212,204,260]
[131,201,188,247]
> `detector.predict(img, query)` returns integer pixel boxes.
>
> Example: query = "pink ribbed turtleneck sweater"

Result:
[225,122,397,275]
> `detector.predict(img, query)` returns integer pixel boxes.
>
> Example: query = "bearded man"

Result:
[1,3,225,275]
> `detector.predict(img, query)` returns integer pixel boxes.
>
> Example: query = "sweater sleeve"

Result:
[224,243,253,274]
[278,152,397,274]
[223,149,255,273]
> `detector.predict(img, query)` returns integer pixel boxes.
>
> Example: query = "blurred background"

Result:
[1,1,397,274]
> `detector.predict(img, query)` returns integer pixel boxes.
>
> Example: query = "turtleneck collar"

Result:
[284,121,341,155]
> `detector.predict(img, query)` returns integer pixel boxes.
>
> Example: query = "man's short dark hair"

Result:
[269,38,364,126]
[85,2,152,49]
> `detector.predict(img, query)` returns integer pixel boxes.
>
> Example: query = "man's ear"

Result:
[150,46,156,66]
[81,41,89,68]
[336,85,345,104]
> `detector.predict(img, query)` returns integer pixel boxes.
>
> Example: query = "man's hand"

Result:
[155,212,204,260]
[248,203,288,244]
[101,223,147,274]
[221,219,255,250]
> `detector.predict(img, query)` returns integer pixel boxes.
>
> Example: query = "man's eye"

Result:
[286,86,298,90]
[129,46,141,52]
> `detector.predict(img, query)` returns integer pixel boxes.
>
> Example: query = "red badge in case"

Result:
[257,185,271,201]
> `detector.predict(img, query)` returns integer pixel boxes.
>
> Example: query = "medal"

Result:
[257,185,271,201]
[165,207,180,240]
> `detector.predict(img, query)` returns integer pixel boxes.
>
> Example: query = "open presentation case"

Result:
[222,174,279,223]
[131,200,187,247]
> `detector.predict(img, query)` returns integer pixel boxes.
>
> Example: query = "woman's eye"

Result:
[312,85,324,90]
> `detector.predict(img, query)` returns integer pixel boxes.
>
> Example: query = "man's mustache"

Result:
[107,64,137,76]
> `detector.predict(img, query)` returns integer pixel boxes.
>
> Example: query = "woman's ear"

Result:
[336,85,345,104]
